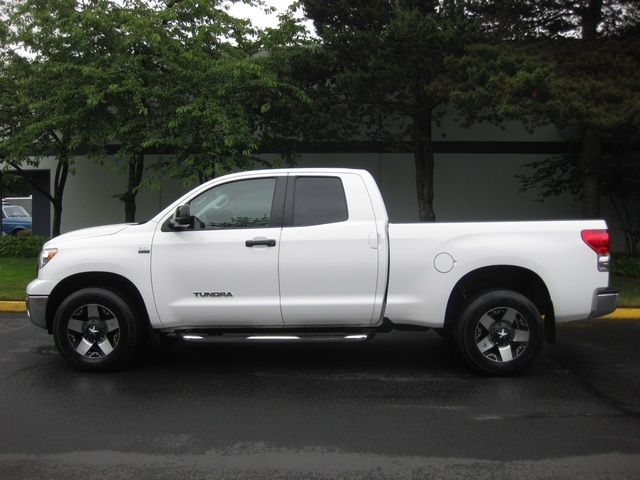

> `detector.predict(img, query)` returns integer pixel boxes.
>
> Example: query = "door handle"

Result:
[245,239,277,247]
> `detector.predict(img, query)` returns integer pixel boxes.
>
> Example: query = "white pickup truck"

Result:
[26,168,618,375]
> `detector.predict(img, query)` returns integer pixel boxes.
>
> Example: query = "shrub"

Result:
[611,254,640,278]
[0,235,48,258]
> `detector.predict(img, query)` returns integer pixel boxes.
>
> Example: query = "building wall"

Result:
[29,156,186,232]
[292,152,585,222]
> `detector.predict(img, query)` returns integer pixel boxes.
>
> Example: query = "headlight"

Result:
[38,248,58,269]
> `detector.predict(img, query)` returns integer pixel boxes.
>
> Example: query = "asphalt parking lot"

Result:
[1,312,639,480]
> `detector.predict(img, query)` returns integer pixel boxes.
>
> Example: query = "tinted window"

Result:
[292,177,348,226]
[189,178,276,229]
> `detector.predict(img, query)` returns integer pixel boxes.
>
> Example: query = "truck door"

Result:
[151,177,285,327]
[278,174,382,326]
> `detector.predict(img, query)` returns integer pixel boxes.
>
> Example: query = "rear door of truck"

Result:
[278,172,384,326]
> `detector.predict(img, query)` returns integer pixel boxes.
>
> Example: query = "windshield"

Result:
[2,205,31,218]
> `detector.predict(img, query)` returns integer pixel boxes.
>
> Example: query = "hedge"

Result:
[0,235,49,258]
[611,254,640,278]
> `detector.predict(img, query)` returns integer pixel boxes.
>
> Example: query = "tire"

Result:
[454,290,544,376]
[53,288,141,372]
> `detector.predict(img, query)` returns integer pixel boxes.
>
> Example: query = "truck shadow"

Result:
[136,330,470,377]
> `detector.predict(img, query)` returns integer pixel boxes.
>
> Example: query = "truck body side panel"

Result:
[385,220,611,327]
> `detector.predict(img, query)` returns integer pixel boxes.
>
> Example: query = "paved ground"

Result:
[1,312,640,479]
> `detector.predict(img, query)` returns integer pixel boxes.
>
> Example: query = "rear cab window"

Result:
[288,177,349,227]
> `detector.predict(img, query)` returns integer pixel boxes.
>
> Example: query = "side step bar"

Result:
[178,332,375,344]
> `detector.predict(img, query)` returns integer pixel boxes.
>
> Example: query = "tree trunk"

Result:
[581,0,603,41]
[413,106,436,222]
[578,0,603,219]
[122,152,145,223]
[51,155,70,237]
[581,129,601,219]
[414,139,436,222]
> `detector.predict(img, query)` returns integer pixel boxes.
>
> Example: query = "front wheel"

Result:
[454,290,544,376]
[53,288,141,371]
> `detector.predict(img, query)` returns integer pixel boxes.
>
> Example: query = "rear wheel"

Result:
[454,290,543,376]
[53,288,141,371]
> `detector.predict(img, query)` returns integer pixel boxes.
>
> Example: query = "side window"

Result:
[292,177,349,226]
[189,178,276,229]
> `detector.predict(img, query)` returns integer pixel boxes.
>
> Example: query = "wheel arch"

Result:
[444,265,555,342]
[46,272,151,334]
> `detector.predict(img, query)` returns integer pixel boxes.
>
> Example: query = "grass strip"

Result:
[0,258,36,301]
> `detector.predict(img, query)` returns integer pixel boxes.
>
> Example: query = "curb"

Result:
[0,301,27,313]
[602,309,640,319]
[1,301,640,318]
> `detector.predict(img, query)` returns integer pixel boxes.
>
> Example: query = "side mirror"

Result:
[168,205,191,230]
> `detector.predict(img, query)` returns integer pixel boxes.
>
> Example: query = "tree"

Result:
[2,0,311,228]
[79,0,178,222]
[1,0,116,236]
[605,137,640,255]
[550,34,640,219]
[300,0,482,221]
[459,0,640,219]
[516,126,640,253]
[147,0,311,187]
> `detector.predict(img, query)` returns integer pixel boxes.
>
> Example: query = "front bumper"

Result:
[26,296,49,329]
[591,289,619,318]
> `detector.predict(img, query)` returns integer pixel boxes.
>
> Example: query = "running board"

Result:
[178,332,374,344]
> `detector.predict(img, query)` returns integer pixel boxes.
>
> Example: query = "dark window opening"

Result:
[292,177,348,226]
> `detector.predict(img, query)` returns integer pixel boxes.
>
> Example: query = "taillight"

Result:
[581,230,610,254]
[581,229,611,272]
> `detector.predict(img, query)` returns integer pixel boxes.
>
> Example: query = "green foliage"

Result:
[450,41,556,129]
[611,254,640,278]
[147,0,311,187]
[454,1,640,220]
[0,235,48,258]
[1,0,311,227]
[452,35,640,133]
[1,172,32,197]
[303,0,481,134]
[549,38,640,133]
[0,0,122,235]
[515,144,582,198]
[3,0,639,231]
[300,0,484,221]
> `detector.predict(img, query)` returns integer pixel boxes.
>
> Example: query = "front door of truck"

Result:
[151,177,285,328]
[278,174,382,326]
